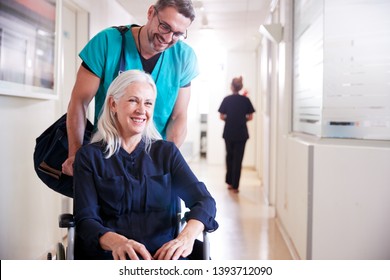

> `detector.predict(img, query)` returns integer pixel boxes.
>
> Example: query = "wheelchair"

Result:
[50,198,210,260]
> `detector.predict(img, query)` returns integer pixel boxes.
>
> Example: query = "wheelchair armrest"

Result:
[58,213,75,260]
[203,231,210,260]
[59,213,75,228]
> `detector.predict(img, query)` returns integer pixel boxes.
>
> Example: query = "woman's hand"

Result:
[99,232,153,260]
[154,219,205,260]
[154,235,195,260]
[111,239,153,260]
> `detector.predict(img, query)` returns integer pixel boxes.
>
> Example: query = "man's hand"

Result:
[62,156,75,176]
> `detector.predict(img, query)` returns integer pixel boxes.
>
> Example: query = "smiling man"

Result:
[62,0,199,176]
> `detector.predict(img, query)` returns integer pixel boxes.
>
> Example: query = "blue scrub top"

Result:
[79,25,199,138]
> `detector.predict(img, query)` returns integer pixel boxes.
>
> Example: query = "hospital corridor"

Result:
[1,0,390,262]
[188,160,292,260]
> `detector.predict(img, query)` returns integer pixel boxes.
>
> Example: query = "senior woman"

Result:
[73,70,218,260]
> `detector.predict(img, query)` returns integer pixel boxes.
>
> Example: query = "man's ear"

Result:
[147,5,155,20]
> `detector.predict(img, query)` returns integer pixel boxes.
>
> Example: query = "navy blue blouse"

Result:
[73,139,218,259]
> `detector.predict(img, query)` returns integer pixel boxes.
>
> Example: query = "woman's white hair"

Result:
[91,70,162,158]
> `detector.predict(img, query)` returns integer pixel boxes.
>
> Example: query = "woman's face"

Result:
[110,81,155,138]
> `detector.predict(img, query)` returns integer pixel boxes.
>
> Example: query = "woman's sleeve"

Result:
[73,147,112,250]
[169,144,219,232]
[218,98,227,114]
[247,98,256,114]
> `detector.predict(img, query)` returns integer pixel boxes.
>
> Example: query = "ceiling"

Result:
[116,0,273,51]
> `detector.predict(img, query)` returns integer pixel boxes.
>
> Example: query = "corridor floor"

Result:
[188,160,293,260]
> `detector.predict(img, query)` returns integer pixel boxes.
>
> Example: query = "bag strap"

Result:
[113,26,130,74]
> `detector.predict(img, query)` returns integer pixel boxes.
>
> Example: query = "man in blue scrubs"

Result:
[62,0,198,176]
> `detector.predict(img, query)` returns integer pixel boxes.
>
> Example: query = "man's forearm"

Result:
[66,104,88,157]
[166,116,187,147]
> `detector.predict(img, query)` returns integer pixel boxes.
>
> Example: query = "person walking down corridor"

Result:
[218,76,255,193]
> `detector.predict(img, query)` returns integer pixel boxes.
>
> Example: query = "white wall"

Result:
[0,96,63,259]
[279,137,390,260]
[185,39,227,162]
[73,0,135,37]
[276,136,312,260]
[311,141,390,259]
[271,0,390,260]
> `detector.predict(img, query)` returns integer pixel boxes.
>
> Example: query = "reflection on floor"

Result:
[188,160,293,260]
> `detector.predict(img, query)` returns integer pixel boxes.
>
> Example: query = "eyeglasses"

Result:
[154,7,187,41]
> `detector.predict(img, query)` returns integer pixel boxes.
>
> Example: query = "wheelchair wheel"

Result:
[56,242,65,260]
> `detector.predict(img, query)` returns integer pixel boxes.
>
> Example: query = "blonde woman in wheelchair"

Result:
[73,70,218,260]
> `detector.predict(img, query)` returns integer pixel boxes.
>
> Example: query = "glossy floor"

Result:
[188,160,293,260]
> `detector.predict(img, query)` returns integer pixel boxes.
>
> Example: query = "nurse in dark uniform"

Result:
[218,76,255,193]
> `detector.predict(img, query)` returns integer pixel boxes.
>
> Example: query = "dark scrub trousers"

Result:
[224,140,247,190]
